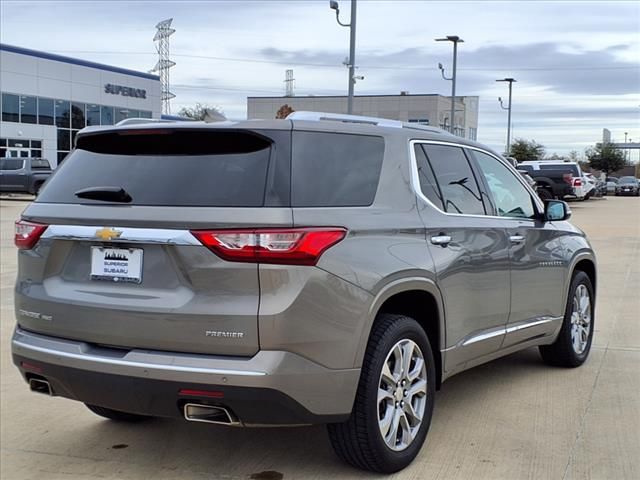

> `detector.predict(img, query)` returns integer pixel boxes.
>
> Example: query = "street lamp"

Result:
[436,35,464,135]
[625,131,629,162]
[496,78,517,154]
[330,0,358,114]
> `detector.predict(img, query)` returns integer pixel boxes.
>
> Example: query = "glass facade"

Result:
[1,137,43,158]
[1,92,153,162]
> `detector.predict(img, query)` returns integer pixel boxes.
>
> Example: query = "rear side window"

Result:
[37,130,273,207]
[30,159,51,170]
[540,164,579,177]
[292,132,384,207]
[0,159,24,170]
[420,144,486,215]
[518,164,533,173]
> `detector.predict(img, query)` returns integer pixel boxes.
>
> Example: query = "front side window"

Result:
[414,144,444,209]
[421,144,486,215]
[472,151,535,219]
[0,158,25,170]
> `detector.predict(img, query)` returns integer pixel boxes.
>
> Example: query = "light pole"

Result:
[330,0,358,114]
[625,131,629,162]
[436,35,464,135]
[497,78,517,154]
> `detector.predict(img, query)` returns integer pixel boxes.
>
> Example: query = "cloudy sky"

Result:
[1,0,639,155]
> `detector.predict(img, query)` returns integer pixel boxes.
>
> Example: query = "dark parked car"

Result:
[12,113,596,473]
[516,163,574,200]
[615,176,640,196]
[0,158,52,194]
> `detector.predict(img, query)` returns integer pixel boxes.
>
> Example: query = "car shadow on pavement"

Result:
[28,348,556,479]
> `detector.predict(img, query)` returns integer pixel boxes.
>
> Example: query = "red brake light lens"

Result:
[15,220,48,249]
[573,178,582,187]
[191,228,347,266]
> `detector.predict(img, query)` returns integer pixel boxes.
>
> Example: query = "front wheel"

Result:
[539,271,594,367]
[327,314,436,473]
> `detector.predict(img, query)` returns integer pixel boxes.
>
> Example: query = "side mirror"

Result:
[329,0,339,11]
[544,200,571,221]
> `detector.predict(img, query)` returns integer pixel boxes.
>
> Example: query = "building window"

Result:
[2,93,19,122]
[86,104,101,126]
[38,98,54,125]
[20,96,38,124]
[468,127,477,141]
[101,105,114,125]
[408,118,429,125]
[139,110,152,118]
[71,102,85,129]
[57,128,71,152]
[115,107,132,123]
[57,151,69,164]
[55,100,70,128]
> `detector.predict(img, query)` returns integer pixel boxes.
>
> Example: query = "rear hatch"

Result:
[15,125,292,356]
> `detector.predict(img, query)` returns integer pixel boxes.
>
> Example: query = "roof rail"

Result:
[115,117,176,127]
[401,122,451,135]
[287,111,403,128]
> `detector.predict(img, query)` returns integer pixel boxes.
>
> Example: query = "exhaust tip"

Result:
[29,378,52,396]
[183,403,240,426]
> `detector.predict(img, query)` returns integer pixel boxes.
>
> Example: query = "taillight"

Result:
[15,220,48,249]
[191,228,347,266]
[562,173,573,185]
[573,178,582,187]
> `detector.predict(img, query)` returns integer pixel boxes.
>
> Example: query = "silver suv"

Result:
[12,112,596,473]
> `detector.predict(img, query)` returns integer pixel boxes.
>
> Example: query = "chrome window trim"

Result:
[409,139,545,221]
[41,225,201,245]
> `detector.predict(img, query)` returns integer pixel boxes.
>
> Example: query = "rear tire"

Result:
[537,188,553,201]
[539,271,594,367]
[85,404,151,422]
[327,314,436,473]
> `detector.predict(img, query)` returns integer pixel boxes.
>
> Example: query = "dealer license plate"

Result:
[90,247,143,283]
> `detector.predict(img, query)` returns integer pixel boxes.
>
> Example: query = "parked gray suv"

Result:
[12,112,596,473]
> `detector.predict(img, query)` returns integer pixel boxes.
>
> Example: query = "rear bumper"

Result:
[11,327,359,425]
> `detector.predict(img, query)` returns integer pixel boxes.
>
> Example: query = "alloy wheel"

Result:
[377,339,427,451]
[570,284,591,354]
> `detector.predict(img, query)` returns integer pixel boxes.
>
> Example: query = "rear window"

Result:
[0,159,24,170]
[36,130,273,207]
[30,158,51,170]
[619,176,637,184]
[540,163,580,177]
[292,132,385,207]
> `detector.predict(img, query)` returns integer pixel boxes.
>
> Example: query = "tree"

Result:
[276,104,294,119]
[178,103,224,121]
[508,138,546,162]
[585,142,626,174]
[567,150,581,163]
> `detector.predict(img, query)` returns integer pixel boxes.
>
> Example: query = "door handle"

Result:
[509,234,525,244]
[431,234,452,246]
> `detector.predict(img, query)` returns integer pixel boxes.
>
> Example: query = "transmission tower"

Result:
[284,69,295,97]
[152,18,176,114]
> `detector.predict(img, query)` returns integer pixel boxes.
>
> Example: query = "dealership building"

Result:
[1,44,161,167]
[248,93,480,141]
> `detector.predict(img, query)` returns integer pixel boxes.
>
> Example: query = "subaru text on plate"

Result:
[12,112,596,473]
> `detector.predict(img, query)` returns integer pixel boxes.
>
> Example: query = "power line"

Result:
[49,49,640,72]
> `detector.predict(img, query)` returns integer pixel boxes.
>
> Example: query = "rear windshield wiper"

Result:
[74,186,132,203]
